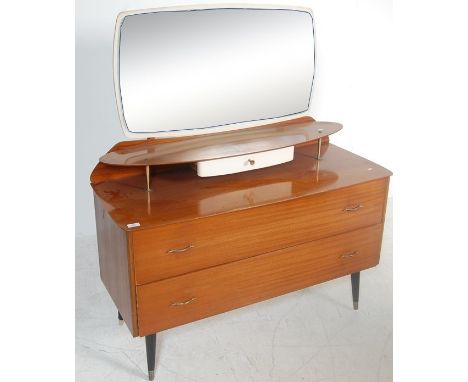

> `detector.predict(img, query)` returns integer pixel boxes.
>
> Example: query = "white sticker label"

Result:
[127,222,141,228]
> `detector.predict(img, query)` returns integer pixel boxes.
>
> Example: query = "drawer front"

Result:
[196,146,294,177]
[132,178,388,284]
[136,224,383,335]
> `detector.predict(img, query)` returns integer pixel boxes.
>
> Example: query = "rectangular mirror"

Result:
[114,6,315,138]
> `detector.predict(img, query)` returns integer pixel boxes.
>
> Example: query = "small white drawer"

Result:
[196,146,294,177]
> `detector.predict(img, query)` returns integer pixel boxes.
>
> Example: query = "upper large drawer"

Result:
[132,178,388,284]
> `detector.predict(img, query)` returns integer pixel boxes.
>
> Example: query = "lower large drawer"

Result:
[136,224,383,336]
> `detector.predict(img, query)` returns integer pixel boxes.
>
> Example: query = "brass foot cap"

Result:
[353,301,359,310]
[148,370,155,381]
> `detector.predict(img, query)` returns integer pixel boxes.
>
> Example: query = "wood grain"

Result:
[90,140,327,185]
[91,140,392,338]
[99,117,340,166]
[90,116,320,185]
[93,195,138,336]
[136,224,384,335]
[132,179,388,284]
[91,144,392,231]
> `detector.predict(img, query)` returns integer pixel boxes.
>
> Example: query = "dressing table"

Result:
[91,119,391,379]
[90,5,392,380]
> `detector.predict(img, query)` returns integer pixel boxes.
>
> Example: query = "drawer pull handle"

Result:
[343,204,363,212]
[248,159,255,166]
[167,244,194,254]
[170,297,196,306]
[340,251,359,259]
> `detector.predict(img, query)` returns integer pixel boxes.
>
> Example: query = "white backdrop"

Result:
[76,0,393,236]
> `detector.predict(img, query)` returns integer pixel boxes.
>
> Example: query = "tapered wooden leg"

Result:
[351,272,360,310]
[145,334,157,381]
[118,311,123,325]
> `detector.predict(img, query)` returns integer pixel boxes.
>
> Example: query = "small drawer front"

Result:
[132,178,388,284]
[136,224,383,335]
[196,146,294,177]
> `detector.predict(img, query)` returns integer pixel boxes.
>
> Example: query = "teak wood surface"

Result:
[91,140,392,337]
[93,196,138,335]
[91,144,392,231]
[136,224,384,335]
[132,179,388,284]
[90,138,329,185]
[99,117,342,166]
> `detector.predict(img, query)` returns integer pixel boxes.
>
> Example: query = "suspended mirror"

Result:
[114,7,315,138]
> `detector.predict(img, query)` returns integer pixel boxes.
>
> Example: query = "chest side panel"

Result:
[94,195,138,336]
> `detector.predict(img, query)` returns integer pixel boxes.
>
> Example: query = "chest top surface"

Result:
[92,144,392,231]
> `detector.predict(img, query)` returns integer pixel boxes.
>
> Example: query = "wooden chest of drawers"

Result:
[91,142,391,379]
[136,224,384,335]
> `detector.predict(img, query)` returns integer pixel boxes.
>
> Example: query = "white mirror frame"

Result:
[113,4,315,139]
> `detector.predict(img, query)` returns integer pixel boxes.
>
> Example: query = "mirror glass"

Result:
[117,8,315,135]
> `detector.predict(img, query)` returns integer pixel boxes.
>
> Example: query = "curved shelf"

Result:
[99,117,342,166]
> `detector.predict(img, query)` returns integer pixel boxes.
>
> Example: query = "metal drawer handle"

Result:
[343,204,363,212]
[167,244,194,254]
[340,251,359,259]
[248,159,255,166]
[170,297,196,307]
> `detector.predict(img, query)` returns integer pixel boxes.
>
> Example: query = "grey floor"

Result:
[76,199,392,382]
